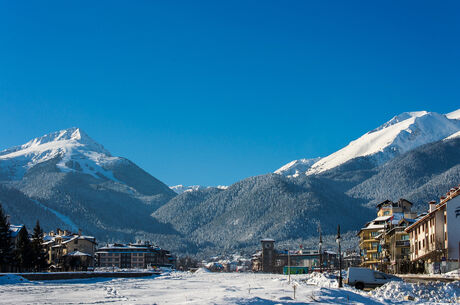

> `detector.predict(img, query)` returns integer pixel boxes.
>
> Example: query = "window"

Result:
[371,231,379,237]
[401,234,409,241]
[374,272,386,279]
[383,211,390,216]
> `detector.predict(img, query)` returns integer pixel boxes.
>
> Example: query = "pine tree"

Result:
[0,203,13,272]
[14,227,33,272]
[31,220,47,272]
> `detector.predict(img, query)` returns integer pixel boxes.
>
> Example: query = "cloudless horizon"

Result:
[1,1,459,186]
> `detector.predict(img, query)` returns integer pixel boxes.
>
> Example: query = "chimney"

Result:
[5,215,10,225]
[429,201,436,212]
[78,229,82,236]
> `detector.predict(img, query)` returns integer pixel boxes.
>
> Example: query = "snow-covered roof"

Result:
[61,235,96,244]
[363,223,385,230]
[9,224,24,238]
[65,251,92,257]
[374,216,392,221]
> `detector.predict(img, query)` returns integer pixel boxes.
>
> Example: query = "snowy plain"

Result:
[0,271,458,305]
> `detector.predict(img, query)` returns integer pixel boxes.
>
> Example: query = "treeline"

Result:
[0,203,47,272]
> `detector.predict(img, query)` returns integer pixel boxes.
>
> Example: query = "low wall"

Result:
[11,272,159,281]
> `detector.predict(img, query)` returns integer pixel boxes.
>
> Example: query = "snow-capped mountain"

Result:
[277,110,460,177]
[446,109,460,120]
[274,158,321,177]
[0,127,120,181]
[0,127,177,245]
[170,184,228,195]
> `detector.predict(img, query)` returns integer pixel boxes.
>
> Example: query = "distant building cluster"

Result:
[201,255,252,272]
[358,185,460,274]
[3,222,176,272]
[251,239,360,274]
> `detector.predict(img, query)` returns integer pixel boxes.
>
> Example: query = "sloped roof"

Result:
[65,251,92,257]
[9,224,25,238]
[61,235,96,244]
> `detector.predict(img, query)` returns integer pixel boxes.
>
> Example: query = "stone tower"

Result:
[261,239,275,273]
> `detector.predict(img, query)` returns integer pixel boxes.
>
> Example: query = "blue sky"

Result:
[0,1,459,186]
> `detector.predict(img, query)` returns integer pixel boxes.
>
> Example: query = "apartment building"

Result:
[43,228,97,271]
[96,243,175,269]
[379,217,414,273]
[358,199,416,270]
[405,185,460,273]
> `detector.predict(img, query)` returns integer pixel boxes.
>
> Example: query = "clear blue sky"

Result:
[0,1,459,186]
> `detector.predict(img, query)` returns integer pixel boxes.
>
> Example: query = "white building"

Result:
[405,185,460,273]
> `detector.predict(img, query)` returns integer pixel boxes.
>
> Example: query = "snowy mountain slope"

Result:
[445,131,460,140]
[170,184,228,194]
[0,127,120,181]
[0,127,177,243]
[275,157,321,177]
[347,136,460,210]
[446,109,460,120]
[305,110,460,175]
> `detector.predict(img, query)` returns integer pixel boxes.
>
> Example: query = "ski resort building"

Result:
[43,228,97,271]
[358,199,416,270]
[405,185,460,273]
[96,243,175,269]
[378,217,415,274]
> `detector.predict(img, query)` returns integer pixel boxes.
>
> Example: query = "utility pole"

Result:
[318,223,323,273]
[336,224,343,288]
[288,249,291,284]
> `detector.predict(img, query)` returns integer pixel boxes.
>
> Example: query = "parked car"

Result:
[346,267,402,290]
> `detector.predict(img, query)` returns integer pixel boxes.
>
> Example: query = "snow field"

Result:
[0,271,458,304]
[369,281,460,304]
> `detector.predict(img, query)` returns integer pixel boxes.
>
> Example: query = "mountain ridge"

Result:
[276,110,460,177]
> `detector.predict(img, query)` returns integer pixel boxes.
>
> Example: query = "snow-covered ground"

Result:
[0,271,458,304]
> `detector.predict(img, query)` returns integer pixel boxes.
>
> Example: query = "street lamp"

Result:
[284,248,292,283]
[318,224,323,273]
[336,224,343,288]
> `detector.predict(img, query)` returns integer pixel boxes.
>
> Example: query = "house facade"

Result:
[43,228,97,271]
[358,199,416,271]
[379,217,414,274]
[405,186,460,273]
[96,243,175,269]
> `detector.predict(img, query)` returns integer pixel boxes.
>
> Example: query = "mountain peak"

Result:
[306,110,460,175]
[3,127,111,157]
[0,127,114,180]
[369,111,428,134]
